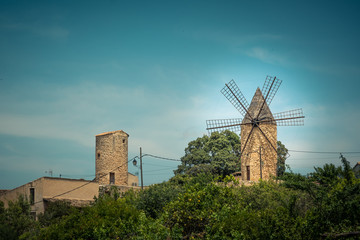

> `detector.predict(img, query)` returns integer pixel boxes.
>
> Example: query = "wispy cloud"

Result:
[245,47,287,65]
[1,22,69,39]
[0,81,211,160]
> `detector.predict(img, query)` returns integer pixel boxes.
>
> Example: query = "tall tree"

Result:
[175,130,241,177]
[176,131,289,177]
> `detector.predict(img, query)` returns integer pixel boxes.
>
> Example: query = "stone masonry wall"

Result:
[240,124,277,181]
[95,130,128,185]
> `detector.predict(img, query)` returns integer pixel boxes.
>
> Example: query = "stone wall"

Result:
[128,173,139,187]
[241,124,277,181]
[95,130,129,186]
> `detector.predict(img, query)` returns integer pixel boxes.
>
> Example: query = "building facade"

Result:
[96,130,129,186]
[0,130,139,217]
[240,88,277,181]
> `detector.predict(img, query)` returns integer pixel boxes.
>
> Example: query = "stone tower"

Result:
[95,130,129,185]
[240,88,277,181]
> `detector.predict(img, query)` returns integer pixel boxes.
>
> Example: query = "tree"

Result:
[37,200,76,227]
[176,131,289,177]
[277,141,289,176]
[175,130,241,177]
[0,195,36,240]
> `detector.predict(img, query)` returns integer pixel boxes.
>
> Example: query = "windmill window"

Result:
[30,188,35,205]
[109,172,115,184]
[123,139,125,144]
[97,153,100,158]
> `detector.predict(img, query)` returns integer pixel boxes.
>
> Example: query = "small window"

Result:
[97,153,100,158]
[30,188,35,205]
[246,166,250,181]
[132,182,137,186]
[122,139,125,143]
[109,172,115,184]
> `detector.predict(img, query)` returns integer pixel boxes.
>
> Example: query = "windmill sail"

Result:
[261,75,282,106]
[206,118,243,134]
[272,109,305,126]
[221,80,250,117]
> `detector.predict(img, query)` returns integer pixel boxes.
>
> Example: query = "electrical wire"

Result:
[32,156,138,205]
[142,153,181,161]
[288,150,360,154]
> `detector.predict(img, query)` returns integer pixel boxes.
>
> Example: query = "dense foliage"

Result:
[174,130,242,177]
[1,135,359,240]
[1,154,359,239]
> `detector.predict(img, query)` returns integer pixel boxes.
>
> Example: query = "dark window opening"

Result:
[122,139,125,143]
[110,172,115,184]
[97,153,100,158]
[30,188,35,205]
[246,166,250,181]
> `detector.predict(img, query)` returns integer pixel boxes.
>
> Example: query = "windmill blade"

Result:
[255,76,281,120]
[257,126,277,153]
[240,125,255,157]
[272,108,305,126]
[221,80,251,117]
[261,75,282,106]
[206,118,244,134]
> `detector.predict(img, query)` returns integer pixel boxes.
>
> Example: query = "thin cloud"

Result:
[1,22,69,39]
[245,47,287,65]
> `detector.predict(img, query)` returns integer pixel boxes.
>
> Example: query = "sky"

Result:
[1,0,360,189]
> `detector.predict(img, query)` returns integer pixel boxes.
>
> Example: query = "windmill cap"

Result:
[242,88,275,124]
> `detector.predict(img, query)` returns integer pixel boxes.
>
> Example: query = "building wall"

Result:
[0,177,99,215]
[96,130,129,185]
[127,173,139,187]
[241,124,277,181]
[0,177,45,214]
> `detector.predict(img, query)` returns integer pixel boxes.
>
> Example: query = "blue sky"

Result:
[1,1,360,189]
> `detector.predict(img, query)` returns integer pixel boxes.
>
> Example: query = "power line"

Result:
[32,156,138,205]
[142,153,181,162]
[288,150,360,154]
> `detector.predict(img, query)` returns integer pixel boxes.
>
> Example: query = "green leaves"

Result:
[175,130,241,177]
[3,154,359,239]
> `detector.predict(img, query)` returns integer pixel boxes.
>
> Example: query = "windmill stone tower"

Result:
[241,88,277,180]
[206,76,304,181]
[95,130,129,185]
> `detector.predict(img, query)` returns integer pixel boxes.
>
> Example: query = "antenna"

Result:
[45,169,53,177]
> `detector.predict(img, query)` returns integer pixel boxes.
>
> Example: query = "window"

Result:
[132,182,137,186]
[30,188,35,205]
[97,153,100,158]
[246,166,250,181]
[122,139,125,143]
[109,172,115,184]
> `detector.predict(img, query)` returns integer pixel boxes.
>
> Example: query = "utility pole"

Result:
[140,147,143,190]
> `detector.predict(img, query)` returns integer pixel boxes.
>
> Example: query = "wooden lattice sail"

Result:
[206,76,304,181]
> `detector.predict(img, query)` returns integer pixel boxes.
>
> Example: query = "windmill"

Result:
[206,76,304,181]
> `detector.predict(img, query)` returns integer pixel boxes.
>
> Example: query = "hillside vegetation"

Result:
[1,131,359,239]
